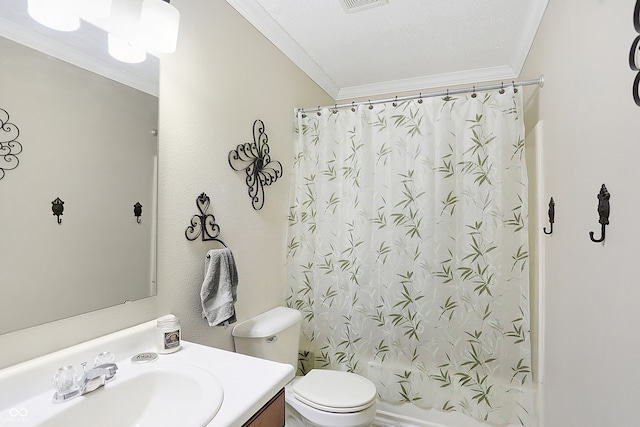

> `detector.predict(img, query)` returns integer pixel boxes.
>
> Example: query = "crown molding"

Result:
[226,0,549,101]
[336,66,519,100]
[226,0,340,98]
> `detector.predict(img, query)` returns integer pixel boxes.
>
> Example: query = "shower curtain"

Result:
[286,87,534,426]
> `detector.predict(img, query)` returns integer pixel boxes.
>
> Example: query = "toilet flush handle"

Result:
[266,335,278,344]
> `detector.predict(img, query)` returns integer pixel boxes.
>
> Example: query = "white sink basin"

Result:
[2,362,223,427]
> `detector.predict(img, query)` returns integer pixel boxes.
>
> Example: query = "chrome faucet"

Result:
[53,362,118,403]
[79,363,118,394]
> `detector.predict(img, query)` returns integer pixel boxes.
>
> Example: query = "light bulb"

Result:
[138,0,180,54]
[27,0,80,32]
[108,34,147,64]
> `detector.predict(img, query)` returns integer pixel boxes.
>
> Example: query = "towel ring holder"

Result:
[185,192,227,247]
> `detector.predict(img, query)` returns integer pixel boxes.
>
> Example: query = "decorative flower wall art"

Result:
[630,0,640,105]
[0,107,22,181]
[228,120,283,210]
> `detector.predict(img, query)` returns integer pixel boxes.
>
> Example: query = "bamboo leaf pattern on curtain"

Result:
[286,89,535,426]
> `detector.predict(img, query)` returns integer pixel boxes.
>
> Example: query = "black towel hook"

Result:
[51,197,64,224]
[589,184,610,243]
[134,202,142,223]
[543,197,555,235]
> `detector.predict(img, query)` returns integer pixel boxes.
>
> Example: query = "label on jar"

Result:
[164,329,180,350]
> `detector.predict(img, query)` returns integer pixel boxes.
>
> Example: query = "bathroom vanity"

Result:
[242,388,285,427]
[0,316,294,427]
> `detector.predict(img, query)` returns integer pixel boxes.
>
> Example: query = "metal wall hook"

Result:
[134,202,142,223]
[589,184,610,243]
[543,197,555,235]
[51,197,64,224]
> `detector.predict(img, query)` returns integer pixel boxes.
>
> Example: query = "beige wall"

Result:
[0,0,330,369]
[155,0,331,350]
[522,0,640,425]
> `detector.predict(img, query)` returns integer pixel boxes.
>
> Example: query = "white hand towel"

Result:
[201,248,239,326]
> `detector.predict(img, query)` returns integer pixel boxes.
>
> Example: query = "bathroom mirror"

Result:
[0,1,159,334]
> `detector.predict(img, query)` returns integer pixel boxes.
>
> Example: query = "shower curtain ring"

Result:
[499,82,505,94]
[317,106,321,116]
[368,100,373,110]
[418,93,423,104]
[351,101,356,112]
[512,81,518,93]
[392,96,398,107]
[471,86,477,98]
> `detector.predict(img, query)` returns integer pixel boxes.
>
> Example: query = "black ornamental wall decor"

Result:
[228,120,283,210]
[0,108,22,181]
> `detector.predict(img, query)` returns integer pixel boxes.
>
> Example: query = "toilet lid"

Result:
[292,369,376,413]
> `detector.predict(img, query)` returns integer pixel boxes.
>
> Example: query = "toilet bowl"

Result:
[284,370,377,427]
[232,307,377,427]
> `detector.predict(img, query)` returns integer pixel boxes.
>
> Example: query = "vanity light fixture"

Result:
[138,0,180,54]
[27,0,113,32]
[27,0,80,32]
[27,0,179,63]
[108,34,147,64]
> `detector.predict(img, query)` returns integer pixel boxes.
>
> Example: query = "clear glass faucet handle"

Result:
[53,365,78,394]
[94,351,115,366]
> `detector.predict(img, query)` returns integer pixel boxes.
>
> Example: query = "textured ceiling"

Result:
[226,0,549,100]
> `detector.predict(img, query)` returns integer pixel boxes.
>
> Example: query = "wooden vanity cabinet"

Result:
[242,388,285,427]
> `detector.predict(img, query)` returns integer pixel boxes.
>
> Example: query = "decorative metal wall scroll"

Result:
[630,0,640,105]
[0,108,22,180]
[543,197,555,235]
[185,192,226,246]
[52,197,64,224]
[589,184,610,243]
[228,120,283,210]
[134,202,143,223]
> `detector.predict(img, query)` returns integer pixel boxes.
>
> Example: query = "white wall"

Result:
[521,1,640,425]
[0,0,330,369]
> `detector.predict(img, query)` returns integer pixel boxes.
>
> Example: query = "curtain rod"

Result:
[298,75,545,114]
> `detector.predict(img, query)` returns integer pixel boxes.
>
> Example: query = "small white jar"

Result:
[156,317,181,354]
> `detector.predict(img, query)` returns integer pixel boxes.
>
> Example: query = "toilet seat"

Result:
[292,369,376,413]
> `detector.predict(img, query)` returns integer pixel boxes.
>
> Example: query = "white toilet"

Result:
[232,307,377,427]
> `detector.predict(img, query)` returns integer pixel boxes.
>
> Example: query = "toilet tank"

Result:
[231,307,302,368]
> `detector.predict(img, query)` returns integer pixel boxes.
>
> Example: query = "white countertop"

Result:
[156,341,294,427]
[0,317,294,427]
